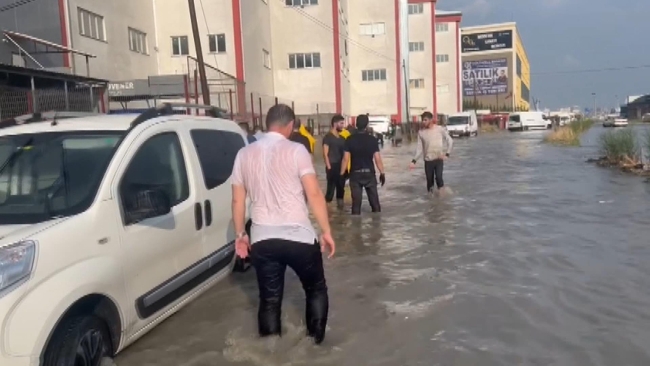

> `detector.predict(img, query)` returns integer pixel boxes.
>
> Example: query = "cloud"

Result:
[562,54,580,67]
[459,0,492,17]
[543,0,564,7]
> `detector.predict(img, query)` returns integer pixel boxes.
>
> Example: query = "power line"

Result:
[0,0,38,13]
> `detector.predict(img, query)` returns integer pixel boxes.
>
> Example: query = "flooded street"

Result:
[116,127,650,366]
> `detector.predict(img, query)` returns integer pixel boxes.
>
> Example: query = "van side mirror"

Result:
[124,188,172,225]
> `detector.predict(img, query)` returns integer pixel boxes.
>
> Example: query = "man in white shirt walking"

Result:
[409,111,454,193]
[231,104,336,344]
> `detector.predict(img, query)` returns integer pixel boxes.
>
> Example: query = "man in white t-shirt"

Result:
[231,104,336,344]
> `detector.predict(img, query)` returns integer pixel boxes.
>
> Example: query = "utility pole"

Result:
[188,0,211,106]
[591,92,596,117]
[402,60,410,123]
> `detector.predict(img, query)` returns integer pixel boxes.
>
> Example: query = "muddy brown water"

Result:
[115,127,650,366]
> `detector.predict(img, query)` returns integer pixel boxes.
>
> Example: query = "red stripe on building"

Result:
[455,20,461,112]
[332,0,342,113]
[231,0,246,116]
[394,0,402,121]
[57,0,69,68]
[431,1,437,117]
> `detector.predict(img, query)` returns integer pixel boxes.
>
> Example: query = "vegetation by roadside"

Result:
[479,124,500,134]
[588,128,650,176]
[543,119,594,146]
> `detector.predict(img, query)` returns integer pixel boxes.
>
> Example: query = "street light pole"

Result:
[591,92,596,117]
[188,0,211,106]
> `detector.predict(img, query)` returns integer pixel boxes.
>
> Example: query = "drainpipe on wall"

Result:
[152,0,161,75]
[398,0,409,123]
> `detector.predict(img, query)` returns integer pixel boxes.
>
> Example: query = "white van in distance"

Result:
[367,116,391,135]
[508,111,548,131]
[446,111,478,137]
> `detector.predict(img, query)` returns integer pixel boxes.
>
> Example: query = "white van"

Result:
[446,111,478,137]
[0,104,250,366]
[367,116,391,135]
[507,111,548,131]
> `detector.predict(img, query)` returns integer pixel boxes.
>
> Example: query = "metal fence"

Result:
[0,86,107,120]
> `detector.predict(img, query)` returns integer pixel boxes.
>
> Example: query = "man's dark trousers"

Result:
[349,170,380,215]
[424,159,444,192]
[325,163,345,202]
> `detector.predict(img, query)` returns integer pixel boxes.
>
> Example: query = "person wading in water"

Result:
[409,111,454,194]
[322,114,347,206]
[231,104,336,344]
[340,114,386,215]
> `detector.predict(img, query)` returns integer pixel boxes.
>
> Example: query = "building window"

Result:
[263,49,271,69]
[409,79,425,89]
[435,23,449,32]
[362,69,387,81]
[360,22,385,36]
[172,36,189,56]
[208,34,226,53]
[285,0,318,6]
[345,40,348,55]
[408,3,423,14]
[289,53,321,69]
[78,8,105,41]
[409,41,424,52]
[128,28,147,54]
[436,54,449,63]
[437,84,450,94]
[516,55,522,77]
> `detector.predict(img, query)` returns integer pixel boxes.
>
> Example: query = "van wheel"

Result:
[42,315,112,366]
[233,220,253,273]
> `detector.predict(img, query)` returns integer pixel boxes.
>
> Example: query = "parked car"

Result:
[507,112,548,131]
[0,104,250,366]
[603,115,628,127]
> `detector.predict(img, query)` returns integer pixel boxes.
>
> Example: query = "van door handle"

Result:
[194,202,203,230]
[204,200,212,227]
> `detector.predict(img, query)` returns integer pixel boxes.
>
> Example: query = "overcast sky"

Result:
[446,0,650,110]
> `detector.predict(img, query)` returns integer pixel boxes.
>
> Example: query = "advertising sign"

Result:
[462,30,513,53]
[462,59,509,97]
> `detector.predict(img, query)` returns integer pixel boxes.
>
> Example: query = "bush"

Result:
[544,119,594,146]
[569,119,594,134]
[599,128,637,163]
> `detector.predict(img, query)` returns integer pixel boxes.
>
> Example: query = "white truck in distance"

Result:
[446,111,478,137]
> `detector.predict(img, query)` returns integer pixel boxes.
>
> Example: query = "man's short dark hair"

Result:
[331,114,345,126]
[356,114,369,130]
[421,111,434,120]
[266,104,295,130]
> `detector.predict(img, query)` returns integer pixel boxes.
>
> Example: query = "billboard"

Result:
[462,59,509,97]
[462,30,513,53]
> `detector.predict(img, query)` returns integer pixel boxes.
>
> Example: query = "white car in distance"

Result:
[0,104,250,366]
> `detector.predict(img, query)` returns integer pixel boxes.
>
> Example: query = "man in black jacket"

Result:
[340,114,386,215]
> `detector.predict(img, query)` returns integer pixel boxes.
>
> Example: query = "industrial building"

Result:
[460,22,530,112]
[0,0,462,123]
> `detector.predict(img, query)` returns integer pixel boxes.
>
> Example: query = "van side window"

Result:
[120,133,189,221]
[190,130,245,190]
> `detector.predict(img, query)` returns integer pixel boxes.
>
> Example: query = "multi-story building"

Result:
[0,0,158,81]
[1,0,462,122]
[460,22,531,112]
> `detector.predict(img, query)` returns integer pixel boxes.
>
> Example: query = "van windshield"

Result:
[447,116,469,125]
[0,131,123,225]
[509,115,521,122]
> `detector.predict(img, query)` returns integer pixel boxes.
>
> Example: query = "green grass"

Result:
[544,119,594,146]
[599,128,637,163]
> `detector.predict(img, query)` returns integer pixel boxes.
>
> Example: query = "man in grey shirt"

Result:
[409,111,453,193]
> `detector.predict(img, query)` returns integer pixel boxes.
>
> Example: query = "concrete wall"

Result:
[338,0,351,116]
[66,0,158,81]
[269,0,336,115]
[154,0,235,77]
[348,0,398,117]
[240,0,274,100]
[407,2,433,118]
[0,0,64,69]
[435,16,461,115]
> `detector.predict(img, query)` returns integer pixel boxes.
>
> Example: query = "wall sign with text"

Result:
[461,30,513,53]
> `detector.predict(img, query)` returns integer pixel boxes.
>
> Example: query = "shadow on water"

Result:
[117,129,650,366]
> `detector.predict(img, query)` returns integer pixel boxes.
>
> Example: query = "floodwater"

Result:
[115,126,650,366]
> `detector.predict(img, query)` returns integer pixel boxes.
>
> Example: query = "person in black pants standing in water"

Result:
[322,115,347,206]
[340,114,386,215]
[409,111,453,193]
